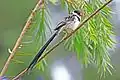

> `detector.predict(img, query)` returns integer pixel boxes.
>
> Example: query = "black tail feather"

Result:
[27,30,59,71]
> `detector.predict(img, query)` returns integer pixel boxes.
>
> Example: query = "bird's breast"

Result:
[64,21,80,33]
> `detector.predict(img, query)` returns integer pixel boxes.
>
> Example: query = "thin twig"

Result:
[12,68,28,80]
[0,0,44,76]
[12,0,113,79]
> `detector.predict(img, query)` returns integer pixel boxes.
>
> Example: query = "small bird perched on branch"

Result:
[27,10,83,71]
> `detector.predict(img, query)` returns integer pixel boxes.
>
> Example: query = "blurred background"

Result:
[0,0,120,80]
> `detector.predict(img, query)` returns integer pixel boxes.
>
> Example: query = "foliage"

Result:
[62,0,115,77]
[14,0,114,77]
[14,0,52,71]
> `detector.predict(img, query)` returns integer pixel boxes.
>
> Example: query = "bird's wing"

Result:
[54,21,66,30]
[54,15,75,31]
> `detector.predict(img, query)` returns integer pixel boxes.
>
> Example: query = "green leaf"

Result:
[49,0,58,5]
[12,59,24,64]
[60,0,66,8]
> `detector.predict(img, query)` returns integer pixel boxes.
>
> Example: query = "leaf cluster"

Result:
[60,0,115,77]
[13,0,115,77]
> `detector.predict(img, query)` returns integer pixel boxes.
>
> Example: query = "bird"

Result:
[27,10,83,71]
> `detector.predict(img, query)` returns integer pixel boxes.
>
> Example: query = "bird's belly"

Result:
[64,21,80,33]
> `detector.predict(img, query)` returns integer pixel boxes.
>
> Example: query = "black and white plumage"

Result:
[54,10,82,32]
[27,10,82,71]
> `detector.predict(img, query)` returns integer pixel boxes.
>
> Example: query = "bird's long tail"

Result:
[27,30,59,71]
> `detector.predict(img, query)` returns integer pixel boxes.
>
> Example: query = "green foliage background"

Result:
[0,0,120,80]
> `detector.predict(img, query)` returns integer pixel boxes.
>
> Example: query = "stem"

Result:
[12,0,113,79]
[12,68,28,80]
[0,0,44,76]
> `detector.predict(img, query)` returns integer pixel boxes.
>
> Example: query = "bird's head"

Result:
[72,10,83,18]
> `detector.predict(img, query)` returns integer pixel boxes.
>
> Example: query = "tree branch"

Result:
[12,0,113,79]
[0,0,44,76]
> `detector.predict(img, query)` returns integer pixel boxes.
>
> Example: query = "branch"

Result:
[12,0,113,79]
[12,68,28,80]
[0,0,44,76]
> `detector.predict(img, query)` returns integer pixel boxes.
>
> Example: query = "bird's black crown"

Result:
[74,10,83,16]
